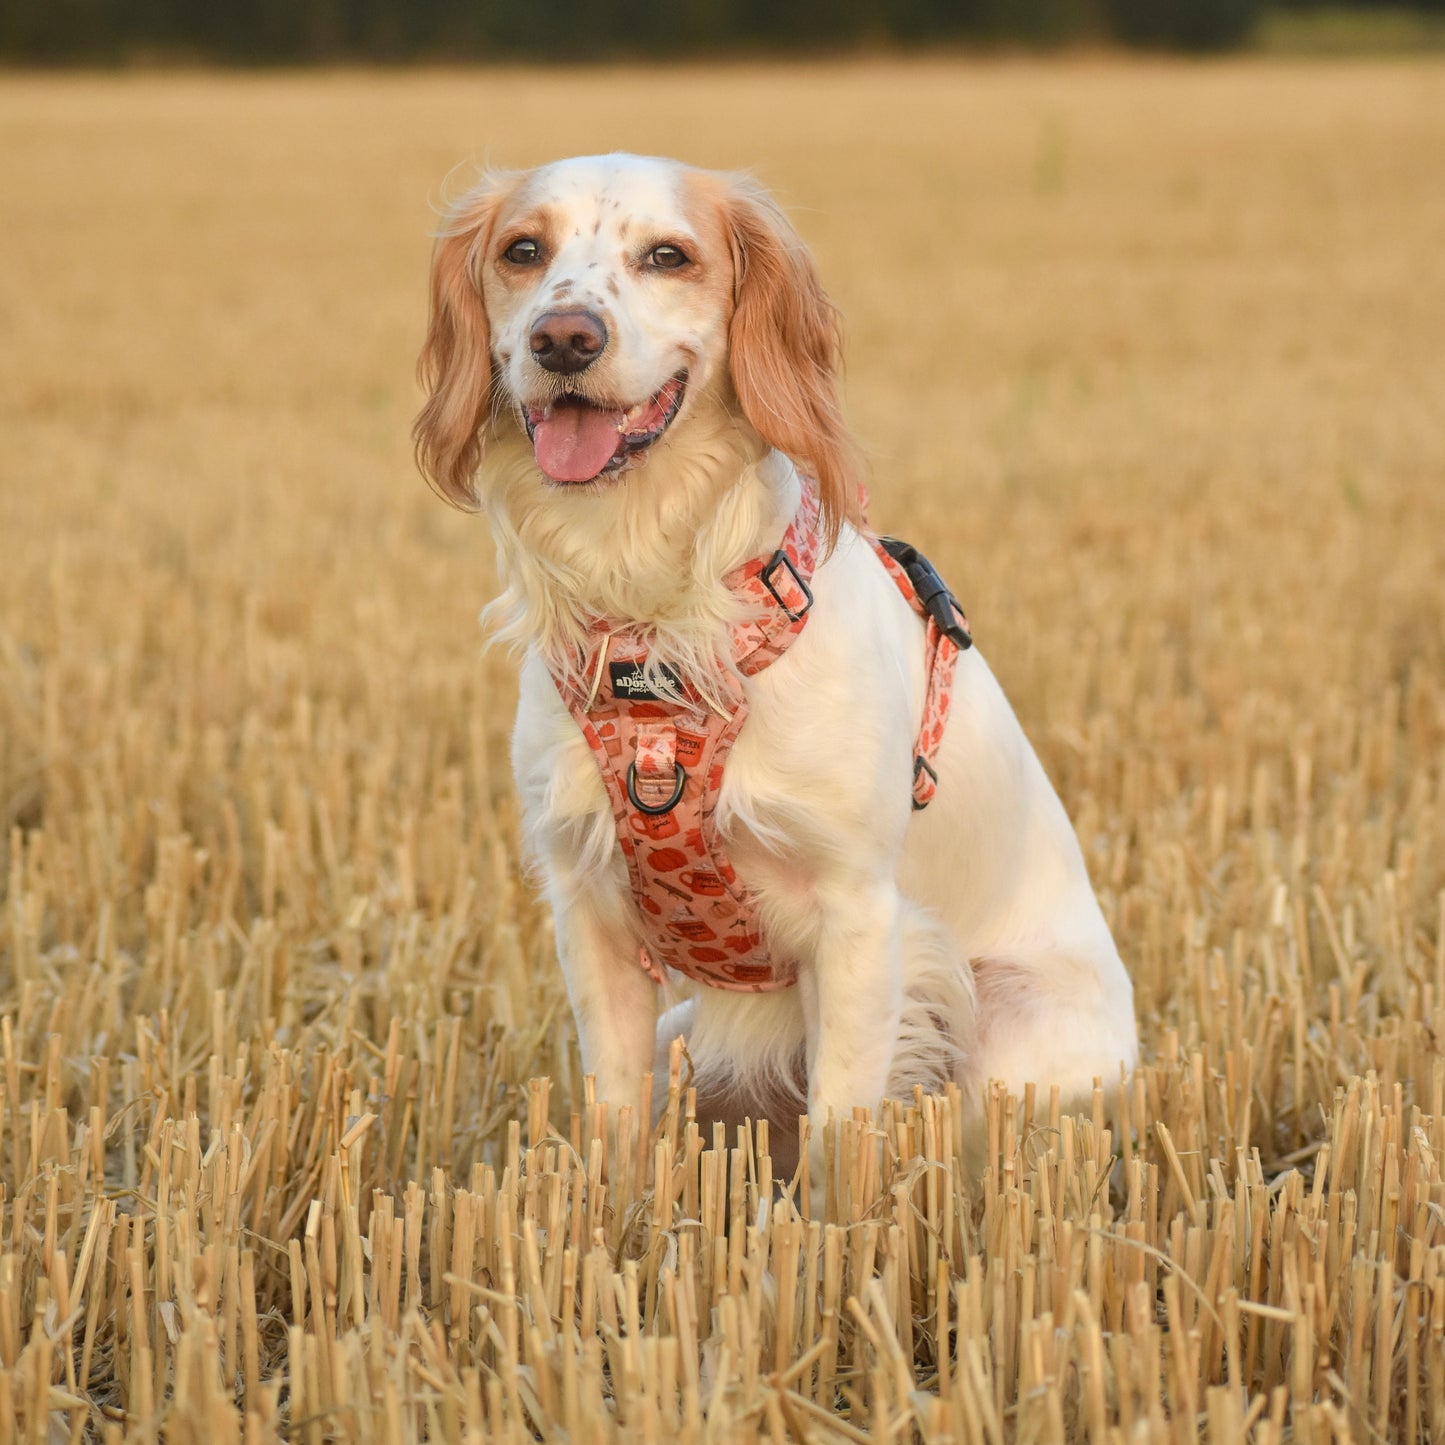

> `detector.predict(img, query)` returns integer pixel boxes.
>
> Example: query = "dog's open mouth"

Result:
[522,373,687,485]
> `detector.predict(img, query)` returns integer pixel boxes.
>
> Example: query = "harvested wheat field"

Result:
[2,56,1445,1443]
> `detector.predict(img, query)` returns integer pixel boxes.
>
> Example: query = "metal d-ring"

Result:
[626,760,686,816]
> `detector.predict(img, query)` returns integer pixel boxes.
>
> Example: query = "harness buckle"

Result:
[878,537,972,650]
[759,549,814,622]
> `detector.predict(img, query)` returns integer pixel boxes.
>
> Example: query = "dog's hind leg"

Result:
[885,902,976,1102]
[959,950,1138,1135]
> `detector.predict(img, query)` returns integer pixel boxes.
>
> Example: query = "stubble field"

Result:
[2,57,1444,1443]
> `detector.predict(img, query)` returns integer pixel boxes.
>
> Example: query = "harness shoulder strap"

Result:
[869,535,972,808]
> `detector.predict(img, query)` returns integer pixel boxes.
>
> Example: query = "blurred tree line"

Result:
[2,0,1442,61]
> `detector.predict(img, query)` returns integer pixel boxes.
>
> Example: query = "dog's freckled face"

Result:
[416,154,859,547]
[483,162,734,485]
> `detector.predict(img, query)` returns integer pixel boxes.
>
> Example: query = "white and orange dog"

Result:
[414,153,1137,1176]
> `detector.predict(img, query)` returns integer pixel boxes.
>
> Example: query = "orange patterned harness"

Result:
[549,489,971,993]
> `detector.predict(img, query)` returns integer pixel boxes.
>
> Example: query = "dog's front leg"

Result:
[553,892,659,1128]
[799,877,905,1189]
[514,660,660,1131]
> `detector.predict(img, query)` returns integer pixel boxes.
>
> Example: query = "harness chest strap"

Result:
[550,489,970,993]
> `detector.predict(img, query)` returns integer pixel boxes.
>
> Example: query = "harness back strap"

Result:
[550,488,970,993]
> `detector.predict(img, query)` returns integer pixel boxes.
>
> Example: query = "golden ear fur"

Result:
[722,179,862,548]
[413,176,509,509]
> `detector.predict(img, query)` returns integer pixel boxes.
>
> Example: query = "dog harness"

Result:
[549,488,971,993]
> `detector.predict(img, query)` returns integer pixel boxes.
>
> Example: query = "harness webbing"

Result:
[549,489,970,993]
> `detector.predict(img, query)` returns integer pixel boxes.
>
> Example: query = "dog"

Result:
[413,153,1138,1182]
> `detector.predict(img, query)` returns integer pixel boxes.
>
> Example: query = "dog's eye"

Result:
[646,244,690,271]
[503,238,542,266]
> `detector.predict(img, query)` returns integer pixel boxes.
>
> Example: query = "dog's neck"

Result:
[479,391,803,680]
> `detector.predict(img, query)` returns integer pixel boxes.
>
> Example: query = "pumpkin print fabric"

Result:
[550,487,970,993]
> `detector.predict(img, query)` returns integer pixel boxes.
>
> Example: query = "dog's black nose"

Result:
[529,309,608,374]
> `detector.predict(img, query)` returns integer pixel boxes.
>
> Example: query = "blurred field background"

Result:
[3,56,1445,1443]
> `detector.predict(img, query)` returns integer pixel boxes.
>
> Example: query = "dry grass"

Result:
[2,57,1444,1442]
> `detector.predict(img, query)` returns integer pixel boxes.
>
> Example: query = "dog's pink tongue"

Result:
[532,404,622,483]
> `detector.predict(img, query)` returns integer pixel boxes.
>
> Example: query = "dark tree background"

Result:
[0,0,1440,61]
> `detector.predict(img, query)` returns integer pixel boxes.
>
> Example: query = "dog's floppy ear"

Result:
[723,179,862,548]
[414,174,511,509]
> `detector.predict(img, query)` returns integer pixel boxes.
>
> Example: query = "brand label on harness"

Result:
[609,661,685,702]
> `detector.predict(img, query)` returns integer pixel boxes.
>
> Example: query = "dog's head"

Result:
[414,154,860,545]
